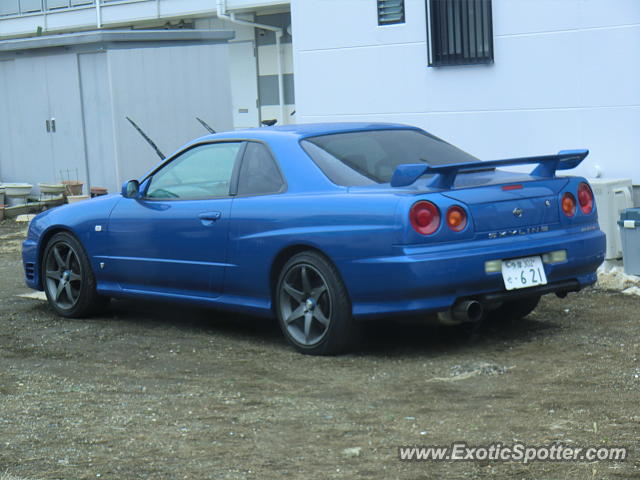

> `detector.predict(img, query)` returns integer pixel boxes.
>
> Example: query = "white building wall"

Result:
[291,0,640,183]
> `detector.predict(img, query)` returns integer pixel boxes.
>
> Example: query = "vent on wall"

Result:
[428,0,494,66]
[378,0,405,25]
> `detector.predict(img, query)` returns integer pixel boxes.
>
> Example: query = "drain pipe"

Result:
[96,0,102,28]
[216,0,286,124]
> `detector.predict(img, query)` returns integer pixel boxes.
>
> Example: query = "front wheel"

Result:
[42,232,109,318]
[275,252,356,355]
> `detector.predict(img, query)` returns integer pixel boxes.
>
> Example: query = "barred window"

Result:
[428,0,494,66]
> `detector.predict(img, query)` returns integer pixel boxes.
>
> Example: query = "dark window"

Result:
[237,142,285,196]
[301,129,478,186]
[378,0,405,25]
[146,142,242,199]
[428,0,494,66]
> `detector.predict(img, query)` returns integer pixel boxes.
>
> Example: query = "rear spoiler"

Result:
[390,149,589,189]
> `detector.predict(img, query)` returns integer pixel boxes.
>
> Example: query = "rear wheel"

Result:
[485,295,540,323]
[42,232,109,318]
[276,252,356,355]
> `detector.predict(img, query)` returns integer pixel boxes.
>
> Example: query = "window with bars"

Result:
[377,0,405,25]
[428,0,494,67]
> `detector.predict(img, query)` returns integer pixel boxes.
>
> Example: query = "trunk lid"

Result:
[444,174,568,232]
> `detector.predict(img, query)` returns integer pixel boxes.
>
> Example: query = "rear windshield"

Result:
[301,129,478,186]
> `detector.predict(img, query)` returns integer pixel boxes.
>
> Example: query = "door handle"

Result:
[51,117,56,133]
[46,119,51,132]
[198,211,222,224]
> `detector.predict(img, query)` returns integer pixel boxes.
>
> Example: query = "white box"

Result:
[587,178,634,259]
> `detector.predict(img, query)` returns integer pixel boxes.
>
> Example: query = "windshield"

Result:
[301,129,478,186]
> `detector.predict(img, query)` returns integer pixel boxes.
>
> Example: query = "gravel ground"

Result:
[0,220,638,479]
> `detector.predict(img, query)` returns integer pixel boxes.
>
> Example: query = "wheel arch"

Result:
[269,244,343,312]
[37,226,80,289]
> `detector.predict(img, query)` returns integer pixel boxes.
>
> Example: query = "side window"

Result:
[237,142,285,196]
[146,142,243,199]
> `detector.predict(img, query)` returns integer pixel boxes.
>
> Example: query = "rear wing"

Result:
[390,149,589,189]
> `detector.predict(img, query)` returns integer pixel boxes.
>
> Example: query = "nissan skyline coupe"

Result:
[22,123,605,355]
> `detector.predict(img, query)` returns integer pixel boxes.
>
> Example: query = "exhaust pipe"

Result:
[438,300,484,325]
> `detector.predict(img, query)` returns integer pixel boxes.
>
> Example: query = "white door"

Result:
[0,60,19,182]
[45,54,88,189]
[9,55,54,185]
[229,41,260,130]
[5,53,87,188]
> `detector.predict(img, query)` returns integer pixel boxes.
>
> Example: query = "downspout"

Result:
[42,0,48,32]
[216,0,286,124]
[96,0,102,28]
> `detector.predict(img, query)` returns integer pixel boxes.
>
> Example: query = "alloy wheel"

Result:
[278,263,332,346]
[44,241,82,309]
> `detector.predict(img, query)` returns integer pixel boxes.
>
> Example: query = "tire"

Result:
[42,232,109,318]
[275,251,357,355]
[485,295,541,323]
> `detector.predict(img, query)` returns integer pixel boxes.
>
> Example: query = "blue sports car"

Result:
[22,123,605,354]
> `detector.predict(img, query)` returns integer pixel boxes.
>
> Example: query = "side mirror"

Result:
[121,180,140,198]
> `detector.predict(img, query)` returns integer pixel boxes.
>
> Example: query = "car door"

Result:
[224,141,287,302]
[105,141,244,298]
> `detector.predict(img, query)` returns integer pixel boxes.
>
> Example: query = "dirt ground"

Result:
[0,220,638,479]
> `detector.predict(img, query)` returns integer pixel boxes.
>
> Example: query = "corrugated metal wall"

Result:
[78,51,116,191]
[108,43,233,184]
[0,59,18,182]
[0,38,233,194]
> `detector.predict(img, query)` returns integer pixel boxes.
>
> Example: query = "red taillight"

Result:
[410,201,440,235]
[446,205,467,232]
[578,182,594,214]
[502,184,523,191]
[562,192,576,217]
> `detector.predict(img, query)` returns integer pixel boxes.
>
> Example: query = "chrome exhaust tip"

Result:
[438,300,484,325]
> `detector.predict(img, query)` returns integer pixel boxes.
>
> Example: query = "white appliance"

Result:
[587,178,634,259]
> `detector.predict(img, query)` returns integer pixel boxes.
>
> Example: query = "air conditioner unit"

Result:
[587,178,634,259]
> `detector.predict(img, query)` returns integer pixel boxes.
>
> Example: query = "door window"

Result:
[146,142,243,199]
[237,142,285,196]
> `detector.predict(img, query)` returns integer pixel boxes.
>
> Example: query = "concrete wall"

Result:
[291,0,640,183]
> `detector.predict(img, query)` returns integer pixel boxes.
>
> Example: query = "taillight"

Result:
[446,205,467,232]
[410,201,440,235]
[502,184,523,191]
[578,182,594,214]
[562,192,576,217]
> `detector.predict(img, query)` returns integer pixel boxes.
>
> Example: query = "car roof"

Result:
[199,122,422,142]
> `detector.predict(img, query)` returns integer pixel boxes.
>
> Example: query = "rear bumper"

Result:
[341,225,605,318]
[479,279,581,303]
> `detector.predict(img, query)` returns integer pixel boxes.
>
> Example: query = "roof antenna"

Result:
[196,117,216,134]
[126,116,165,160]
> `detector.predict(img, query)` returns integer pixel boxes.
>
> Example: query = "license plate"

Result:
[501,255,548,290]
